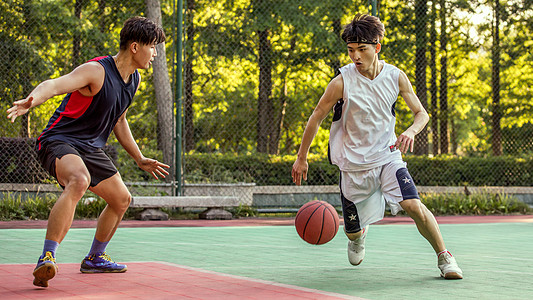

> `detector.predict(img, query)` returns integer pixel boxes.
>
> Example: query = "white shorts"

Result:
[340,160,419,233]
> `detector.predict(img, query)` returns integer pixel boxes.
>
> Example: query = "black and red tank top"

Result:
[37,55,139,152]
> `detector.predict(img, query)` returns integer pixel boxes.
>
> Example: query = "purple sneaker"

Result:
[80,252,127,273]
[33,251,58,287]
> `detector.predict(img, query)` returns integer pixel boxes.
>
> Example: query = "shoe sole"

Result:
[441,272,463,280]
[348,247,365,266]
[349,259,363,266]
[80,267,128,274]
[33,262,58,287]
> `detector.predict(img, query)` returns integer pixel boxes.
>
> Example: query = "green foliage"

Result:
[189,0,355,155]
[0,138,50,183]
[74,197,108,220]
[2,190,529,221]
[404,155,533,186]
[1,0,533,187]
[73,193,148,219]
[184,152,338,185]
[420,192,532,216]
[0,192,143,220]
[230,204,258,218]
[184,152,533,187]
[0,192,55,221]
[111,138,165,182]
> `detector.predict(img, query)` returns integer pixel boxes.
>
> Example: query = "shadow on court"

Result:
[0,216,532,300]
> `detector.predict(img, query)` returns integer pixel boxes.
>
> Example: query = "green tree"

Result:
[0,0,72,138]
[414,0,429,155]
[188,0,353,155]
[491,0,502,156]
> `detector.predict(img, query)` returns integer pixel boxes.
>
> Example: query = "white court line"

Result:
[180,264,533,276]
[478,255,533,262]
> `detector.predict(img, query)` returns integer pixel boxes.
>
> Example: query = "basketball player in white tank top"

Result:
[291,13,463,280]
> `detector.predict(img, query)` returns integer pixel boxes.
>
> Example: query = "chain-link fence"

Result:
[0,0,176,190]
[1,1,533,195]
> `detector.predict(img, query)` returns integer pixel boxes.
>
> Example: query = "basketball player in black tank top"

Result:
[7,16,169,287]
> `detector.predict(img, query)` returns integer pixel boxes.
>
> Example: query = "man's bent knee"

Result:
[108,192,132,215]
[63,174,90,197]
[401,199,429,222]
[121,193,132,211]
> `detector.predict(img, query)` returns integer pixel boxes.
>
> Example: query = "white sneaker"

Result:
[347,225,368,266]
[438,250,463,279]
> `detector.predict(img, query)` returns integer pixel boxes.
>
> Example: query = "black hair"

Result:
[119,16,166,50]
[341,14,385,44]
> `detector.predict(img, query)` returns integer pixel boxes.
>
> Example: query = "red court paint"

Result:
[0,262,360,300]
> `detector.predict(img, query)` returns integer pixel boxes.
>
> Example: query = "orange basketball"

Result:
[295,200,340,245]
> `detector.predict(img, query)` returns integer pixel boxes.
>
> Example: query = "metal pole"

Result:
[175,0,183,196]
[369,0,377,16]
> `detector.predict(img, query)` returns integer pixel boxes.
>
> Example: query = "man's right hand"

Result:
[291,158,309,186]
[7,96,33,123]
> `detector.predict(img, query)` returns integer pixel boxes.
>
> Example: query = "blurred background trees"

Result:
[1,0,532,185]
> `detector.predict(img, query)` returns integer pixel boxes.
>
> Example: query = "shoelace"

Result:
[40,251,56,263]
[98,252,114,262]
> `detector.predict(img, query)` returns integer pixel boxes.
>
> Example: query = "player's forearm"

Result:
[114,120,143,162]
[297,113,323,160]
[408,110,430,135]
[25,80,59,108]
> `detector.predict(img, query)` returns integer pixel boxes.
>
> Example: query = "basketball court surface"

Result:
[1,215,532,299]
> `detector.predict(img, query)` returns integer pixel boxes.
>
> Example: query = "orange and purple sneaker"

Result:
[80,252,127,273]
[33,251,58,287]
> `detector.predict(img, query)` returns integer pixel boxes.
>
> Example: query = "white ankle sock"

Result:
[437,249,450,257]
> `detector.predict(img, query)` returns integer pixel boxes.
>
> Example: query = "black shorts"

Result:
[36,140,118,188]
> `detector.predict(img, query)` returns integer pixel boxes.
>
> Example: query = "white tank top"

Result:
[329,61,402,171]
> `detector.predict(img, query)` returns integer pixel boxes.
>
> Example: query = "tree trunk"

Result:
[184,0,195,152]
[491,0,502,156]
[145,0,175,180]
[269,33,296,155]
[257,29,273,153]
[20,0,34,137]
[329,19,342,78]
[451,118,458,154]
[429,0,439,155]
[95,0,107,54]
[72,0,84,68]
[269,82,287,155]
[414,0,428,155]
[98,0,106,32]
[439,0,449,154]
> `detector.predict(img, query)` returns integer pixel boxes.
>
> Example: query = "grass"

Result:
[0,191,531,221]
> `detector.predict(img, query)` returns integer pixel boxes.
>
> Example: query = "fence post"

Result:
[175,0,184,196]
[369,0,377,16]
